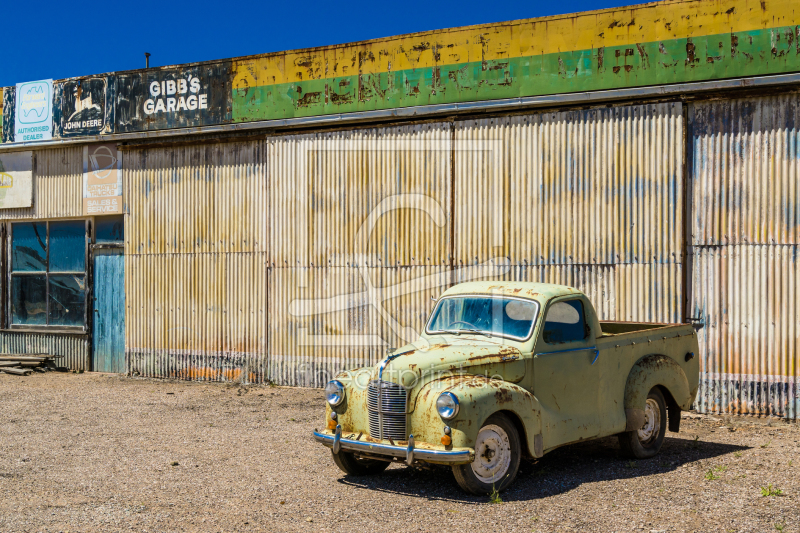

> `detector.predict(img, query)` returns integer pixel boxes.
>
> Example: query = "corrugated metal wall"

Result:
[453,103,684,323]
[267,124,452,386]
[0,332,88,371]
[690,94,800,418]
[122,110,689,386]
[0,147,83,220]
[124,141,269,382]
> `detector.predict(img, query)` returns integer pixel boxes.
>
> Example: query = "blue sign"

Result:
[15,79,53,142]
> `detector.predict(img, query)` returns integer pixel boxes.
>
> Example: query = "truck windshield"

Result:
[426,296,539,341]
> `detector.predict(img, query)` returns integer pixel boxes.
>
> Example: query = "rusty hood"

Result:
[376,337,526,388]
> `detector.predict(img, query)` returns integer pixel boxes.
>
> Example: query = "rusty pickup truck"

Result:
[313,281,700,494]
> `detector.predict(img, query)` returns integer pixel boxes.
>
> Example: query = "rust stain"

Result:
[685,39,700,66]
[494,388,513,404]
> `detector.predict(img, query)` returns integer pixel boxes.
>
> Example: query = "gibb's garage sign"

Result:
[115,62,232,133]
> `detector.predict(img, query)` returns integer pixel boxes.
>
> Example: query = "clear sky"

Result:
[1,0,640,87]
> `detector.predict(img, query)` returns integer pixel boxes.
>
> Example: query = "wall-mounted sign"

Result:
[0,151,33,208]
[15,80,53,142]
[61,78,108,137]
[115,62,232,133]
[83,143,122,215]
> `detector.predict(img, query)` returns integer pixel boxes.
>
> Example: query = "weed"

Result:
[734,452,743,458]
[290,418,296,421]
[761,440,771,448]
[789,460,793,467]
[659,461,670,468]
[774,521,786,532]
[704,469,719,481]
[714,465,727,472]
[626,461,637,469]
[690,436,701,449]
[761,484,784,497]
[488,485,503,504]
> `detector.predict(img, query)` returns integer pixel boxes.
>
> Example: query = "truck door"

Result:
[533,297,601,449]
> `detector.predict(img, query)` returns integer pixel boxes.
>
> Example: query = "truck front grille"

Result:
[367,380,408,441]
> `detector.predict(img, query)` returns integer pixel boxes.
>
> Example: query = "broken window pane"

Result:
[49,221,86,272]
[12,222,47,272]
[543,300,587,344]
[11,275,47,325]
[48,275,86,327]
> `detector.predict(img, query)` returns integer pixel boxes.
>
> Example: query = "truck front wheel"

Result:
[452,413,521,495]
[331,451,390,476]
[619,387,667,459]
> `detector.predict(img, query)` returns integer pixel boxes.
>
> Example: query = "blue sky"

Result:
[1,0,639,87]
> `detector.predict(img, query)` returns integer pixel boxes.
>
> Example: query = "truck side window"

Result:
[543,300,588,344]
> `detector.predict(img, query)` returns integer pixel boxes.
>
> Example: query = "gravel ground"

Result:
[0,372,798,533]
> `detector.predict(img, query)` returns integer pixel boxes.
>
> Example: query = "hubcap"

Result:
[638,398,661,444]
[471,424,512,484]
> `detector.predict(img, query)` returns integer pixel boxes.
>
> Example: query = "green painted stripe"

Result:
[233,27,800,122]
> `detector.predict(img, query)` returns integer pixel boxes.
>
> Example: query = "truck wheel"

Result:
[619,387,667,459]
[452,413,521,495]
[331,451,390,476]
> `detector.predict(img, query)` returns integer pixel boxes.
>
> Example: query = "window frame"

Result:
[541,297,590,345]
[6,219,90,333]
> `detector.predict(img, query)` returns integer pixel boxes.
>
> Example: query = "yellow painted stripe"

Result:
[234,0,800,88]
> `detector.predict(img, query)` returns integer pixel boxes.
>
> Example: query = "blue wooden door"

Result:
[92,249,125,373]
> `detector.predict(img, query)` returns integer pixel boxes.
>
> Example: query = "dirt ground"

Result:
[0,372,797,533]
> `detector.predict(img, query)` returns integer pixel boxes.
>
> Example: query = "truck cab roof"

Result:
[440,281,585,301]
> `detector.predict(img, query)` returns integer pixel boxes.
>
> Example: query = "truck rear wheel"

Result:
[619,387,667,459]
[331,451,390,476]
[452,413,521,495]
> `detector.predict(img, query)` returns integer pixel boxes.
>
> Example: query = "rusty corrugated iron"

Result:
[0,331,88,371]
[123,141,268,255]
[0,146,83,220]
[454,103,684,266]
[267,123,452,268]
[690,94,800,418]
[126,252,269,382]
[690,95,800,246]
[124,140,269,382]
[691,245,798,418]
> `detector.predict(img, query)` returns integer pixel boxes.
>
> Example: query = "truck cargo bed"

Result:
[598,321,688,336]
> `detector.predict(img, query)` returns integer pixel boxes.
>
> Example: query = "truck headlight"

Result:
[324,380,345,406]
[436,392,459,420]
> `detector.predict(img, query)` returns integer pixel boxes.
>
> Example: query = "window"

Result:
[10,221,87,328]
[427,296,539,341]
[542,299,588,344]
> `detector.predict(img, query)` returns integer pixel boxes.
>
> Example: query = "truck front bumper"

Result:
[313,426,474,465]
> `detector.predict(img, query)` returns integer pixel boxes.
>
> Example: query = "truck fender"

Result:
[623,354,690,434]
[415,376,544,458]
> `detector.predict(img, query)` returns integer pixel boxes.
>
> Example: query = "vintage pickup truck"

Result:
[313,281,699,494]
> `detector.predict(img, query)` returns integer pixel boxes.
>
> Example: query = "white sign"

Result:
[143,76,208,115]
[15,80,53,142]
[83,143,123,215]
[0,152,33,208]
